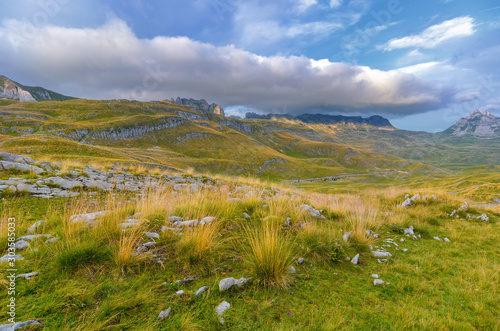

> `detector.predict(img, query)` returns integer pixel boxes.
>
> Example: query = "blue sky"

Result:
[1,0,499,131]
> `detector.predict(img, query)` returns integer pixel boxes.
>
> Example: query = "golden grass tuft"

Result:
[176,222,221,265]
[245,224,295,288]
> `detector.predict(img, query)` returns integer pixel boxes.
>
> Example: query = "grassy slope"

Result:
[0,99,429,180]
[0,185,498,330]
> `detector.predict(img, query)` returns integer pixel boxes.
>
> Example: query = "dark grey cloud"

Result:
[0,18,453,116]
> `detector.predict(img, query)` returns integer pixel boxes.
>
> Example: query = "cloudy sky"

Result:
[1,0,499,131]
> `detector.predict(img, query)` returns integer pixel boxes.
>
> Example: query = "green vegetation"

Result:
[0,183,498,330]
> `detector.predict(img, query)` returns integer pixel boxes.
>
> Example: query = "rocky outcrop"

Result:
[173,97,225,116]
[0,75,75,102]
[444,110,500,138]
[296,114,393,128]
[245,112,295,120]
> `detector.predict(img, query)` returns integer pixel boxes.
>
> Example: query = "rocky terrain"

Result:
[0,75,75,102]
[444,110,500,138]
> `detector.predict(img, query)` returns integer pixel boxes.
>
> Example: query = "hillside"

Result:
[0,98,434,181]
[0,75,76,102]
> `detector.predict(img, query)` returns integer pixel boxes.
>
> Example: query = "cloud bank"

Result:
[0,19,453,116]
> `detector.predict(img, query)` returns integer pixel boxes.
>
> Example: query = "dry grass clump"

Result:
[244,224,295,288]
[297,222,344,261]
[114,226,145,271]
[343,206,381,250]
[176,222,222,266]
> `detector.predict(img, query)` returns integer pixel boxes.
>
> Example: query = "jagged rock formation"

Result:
[296,114,393,128]
[444,110,500,138]
[0,75,75,102]
[173,97,224,116]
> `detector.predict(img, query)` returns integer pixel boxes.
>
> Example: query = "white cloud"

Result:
[381,16,476,51]
[329,0,343,9]
[296,0,318,12]
[0,19,452,115]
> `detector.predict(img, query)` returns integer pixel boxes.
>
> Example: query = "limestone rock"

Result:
[158,307,172,320]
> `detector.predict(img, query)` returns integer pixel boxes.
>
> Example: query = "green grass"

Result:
[1,182,498,330]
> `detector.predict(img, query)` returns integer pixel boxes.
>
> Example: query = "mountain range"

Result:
[1,75,499,179]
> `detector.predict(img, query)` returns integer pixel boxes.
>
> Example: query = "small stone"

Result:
[402,249,408,252]
[371,251,392,258]
[284,217,291,226]
[374,279,385,286]
[27,220,45,234]
[242,213,250,218]
[167,216,183,222]
[158,307,172,320]
[297,258,304,264]
[371,274,379,278]
[215,301,230,324]
[0,320,41,330]
[219,277,235,291]
[351,254,360,265]
[404,226,414,235]
[175,278,195,285]
[14,240,30,250]
[195,286,209,296]
[145,232,160,239]
[288,266,296,273]
[175,290,184,295]
[433,237,442,241]
[401,198,412,208]
[0,254,24,262]
[200,216,216,225]
[45,238,59,244]
[444,238,450,242]
[234,277,251,287]
[15,272,39,280]
[400,239,404,242]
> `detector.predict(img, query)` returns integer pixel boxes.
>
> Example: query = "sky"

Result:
[0,0,499,131]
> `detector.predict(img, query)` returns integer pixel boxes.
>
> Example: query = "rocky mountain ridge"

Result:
[0,75,75,102]
[444,110,500,138]
[172,97,225,116]
[245,112,394,128]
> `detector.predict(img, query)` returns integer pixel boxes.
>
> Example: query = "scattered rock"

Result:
[444,238,451,242]
[0,320,41,330]
[371,274,379,278]
[27,220,45,234]
[401,198,412,207]
[200,216,216,225]
[371,251,392,258]
[219,277,235,291]
[15,272,39,280]
[195,286,209,296]
[173,220,199,227]
[70,211,109,224]
[158,307,172,320]
[477,214,489,222]
[288,266,296,273]
[242,213,250,218]
[175,278,195,285]
[299,204,321,217]
[167,216,183,222]
[14,240,30,250]
[403,226,414,235]
[17,234,52,241]
[145,232,160,239]
[373,279,385,286]
[175,290,184,295]
[351,254,360,265]
[45,238,59,244]
[433,237,442,241]
[297,258,305,265]
[215,301,230,325]
[0,254,24,262]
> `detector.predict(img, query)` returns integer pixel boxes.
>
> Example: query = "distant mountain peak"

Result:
[445,110,500,138]
[465,109,495,119]
[295,113,394,128]
[0,75,76,102]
